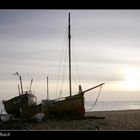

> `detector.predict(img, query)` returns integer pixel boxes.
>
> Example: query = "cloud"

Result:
[1,10,140,100]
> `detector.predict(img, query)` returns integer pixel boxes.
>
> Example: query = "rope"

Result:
[58,48,67,98]
[72,37,81,85]
[86,85,103,111]
[55,26,67,98]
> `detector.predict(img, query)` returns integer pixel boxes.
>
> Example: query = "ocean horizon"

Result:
[85,100,140,112]
[1,100,140,114]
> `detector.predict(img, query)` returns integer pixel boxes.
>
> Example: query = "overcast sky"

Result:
[0,10,140,102]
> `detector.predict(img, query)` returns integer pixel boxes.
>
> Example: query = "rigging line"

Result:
[71,33,81,85]
[71,26,81,85]
[59,45,68,98]
[55,25,67,98]
[86,85,103,111]
[85,89,98,97]
[55,51,63,98]
[56,25,67,97]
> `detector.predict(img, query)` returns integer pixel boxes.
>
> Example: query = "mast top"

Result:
[68,12,70,16]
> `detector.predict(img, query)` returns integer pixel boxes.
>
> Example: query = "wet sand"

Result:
[28,109,140,130]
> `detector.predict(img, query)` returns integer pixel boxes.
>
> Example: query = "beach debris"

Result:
[85,116,105,119]
[15,123,31,130]
[0,114,15,123]
[31,113,45,122]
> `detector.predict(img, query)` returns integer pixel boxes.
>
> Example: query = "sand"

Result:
[27,109,140,131]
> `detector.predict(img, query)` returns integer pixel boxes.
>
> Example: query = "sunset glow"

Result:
[122,67,140,91]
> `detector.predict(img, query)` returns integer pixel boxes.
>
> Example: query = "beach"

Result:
[26,109,140,131]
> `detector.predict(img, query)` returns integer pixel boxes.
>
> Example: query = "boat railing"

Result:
[54,97,66,101]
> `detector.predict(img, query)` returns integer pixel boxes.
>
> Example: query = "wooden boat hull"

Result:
[2,93,37,117]
[42,93,85,118]
[20,104,42,120]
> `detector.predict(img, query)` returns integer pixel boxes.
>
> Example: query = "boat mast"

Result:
[68,13,72,96]
[47,76,49,100]
[13,72,23,95]
[19,75,23,95]
[29,78,33,93]
[18,84,21,95]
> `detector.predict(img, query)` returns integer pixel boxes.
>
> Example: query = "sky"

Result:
[0,10,140,103]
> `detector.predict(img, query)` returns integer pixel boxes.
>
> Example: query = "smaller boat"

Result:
[2,72,37,117]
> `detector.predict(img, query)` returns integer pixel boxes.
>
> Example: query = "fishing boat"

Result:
[2,72,37,117]
[41,13,105,118]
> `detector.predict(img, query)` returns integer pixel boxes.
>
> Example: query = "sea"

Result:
[85,100,140,112]
[1,100,140,114]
